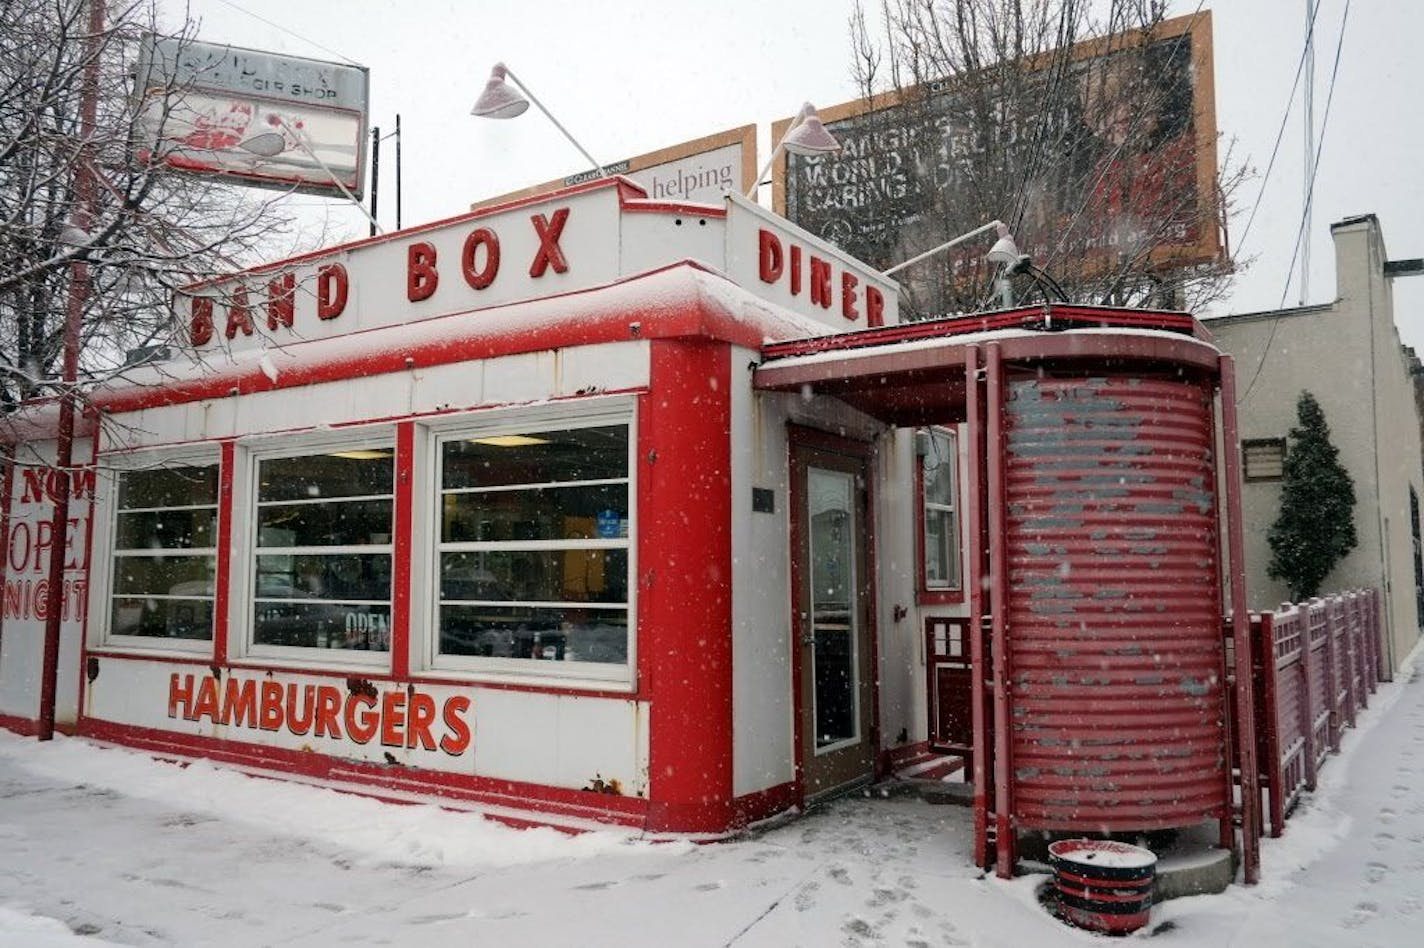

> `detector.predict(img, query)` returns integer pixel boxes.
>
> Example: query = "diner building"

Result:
[0,176,1263,875]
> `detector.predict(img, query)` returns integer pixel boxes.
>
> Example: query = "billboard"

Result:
[473,125,756,210]
[775,12,1220,315]
[135,36,370,199]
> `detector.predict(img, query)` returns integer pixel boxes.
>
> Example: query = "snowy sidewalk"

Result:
[1,654,1420,946]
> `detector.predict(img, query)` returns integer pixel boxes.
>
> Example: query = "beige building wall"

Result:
[1208,215,1423,672]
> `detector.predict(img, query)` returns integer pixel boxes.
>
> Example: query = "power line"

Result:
[1276,0,1350,310]
[204,0,363,67]
[1233,0,1324,258]
[1237,0,1351,404]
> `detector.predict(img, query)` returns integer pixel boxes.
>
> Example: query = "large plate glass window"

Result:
[436,422,630,679]
[251,447,394,653]
[920,427,960,591]
[108,461,219,643]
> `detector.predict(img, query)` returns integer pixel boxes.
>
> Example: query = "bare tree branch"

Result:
[817,0,1245,316]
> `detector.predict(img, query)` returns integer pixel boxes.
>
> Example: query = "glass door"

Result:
[792,442,875,800]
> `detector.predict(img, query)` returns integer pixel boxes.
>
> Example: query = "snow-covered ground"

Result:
[2,653,1420,947]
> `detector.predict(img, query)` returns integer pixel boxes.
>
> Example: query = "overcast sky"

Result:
[166,0,1424,347]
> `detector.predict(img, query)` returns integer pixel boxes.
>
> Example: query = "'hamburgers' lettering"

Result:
[166,673,472,756]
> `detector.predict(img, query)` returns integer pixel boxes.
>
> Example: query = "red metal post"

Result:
[1369,588,1385,686]
[986,343,1014,878]
[1297,604,1319,792]
[965,345,990,869]
[1258,612,1285,837]
[1350,594,1361,708]
[39,0,104,741]
[1342,596,1358,726]
[1218,355,1260,884]
[1322,598,1341,751]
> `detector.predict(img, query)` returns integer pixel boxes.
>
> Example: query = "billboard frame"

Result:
[772,10,1220,280]
[134,35,371,201]
[473,124,757,210]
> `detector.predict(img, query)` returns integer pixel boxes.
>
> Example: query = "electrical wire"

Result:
[1276,0,1350,310]
[1233,0,1324,258]
[1237,0,1351,405]
[205,0,363,66]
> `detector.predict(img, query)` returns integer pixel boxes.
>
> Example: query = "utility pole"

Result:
[38,0,104,741]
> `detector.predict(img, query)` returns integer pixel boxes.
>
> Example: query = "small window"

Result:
[1243,438,1286,482]
[920,428,960,591]
[108,461,220,642]
[250,447,394,653]
[434,421,631,679]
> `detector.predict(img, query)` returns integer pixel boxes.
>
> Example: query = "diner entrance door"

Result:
[790,438,875,801]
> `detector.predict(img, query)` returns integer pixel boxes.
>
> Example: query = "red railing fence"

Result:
[1242,588,1384,838]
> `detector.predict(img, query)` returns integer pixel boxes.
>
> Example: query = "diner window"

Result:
[920,428,960,591]
[435,422,631,677]
[251,447,394,653]
[108,461,219,643]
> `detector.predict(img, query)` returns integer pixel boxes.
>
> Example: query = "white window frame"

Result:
[94,447,222,655]
[420,399,636,689]
[234,427,396,670]
[920,426,961,592]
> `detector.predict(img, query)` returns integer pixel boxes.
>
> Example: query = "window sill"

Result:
[418,661,636,695]
[917,588,965,606]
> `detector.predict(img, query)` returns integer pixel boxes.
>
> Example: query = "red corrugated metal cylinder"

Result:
[1003,373,1227,831]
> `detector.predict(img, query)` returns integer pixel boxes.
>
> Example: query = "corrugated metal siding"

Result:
[1003,375,1228,830]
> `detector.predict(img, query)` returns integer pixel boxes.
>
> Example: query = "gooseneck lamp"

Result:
[471,62,609,179]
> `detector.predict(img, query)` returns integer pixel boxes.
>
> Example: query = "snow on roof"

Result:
[757,324,1220,373]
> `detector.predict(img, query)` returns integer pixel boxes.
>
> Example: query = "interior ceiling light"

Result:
[328,449,393,460]
[468,435,551,448]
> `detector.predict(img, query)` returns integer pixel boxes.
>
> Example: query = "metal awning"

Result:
[752,304,1218,427]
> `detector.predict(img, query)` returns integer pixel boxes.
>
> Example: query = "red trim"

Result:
[213,441,235,666]
[93,263,786,419]
[390,423,414,679]
[761,304,1199,360]
[730,781,798,827]
[0,712,38,736]
[756,330,1223,398]
[986,343,1014,877]
[1219,354,1261,885]
[965,346,990,869]
[640,339,734,833]
[622,200,727,218]
[75,717,649,830]
[0,712,76,737]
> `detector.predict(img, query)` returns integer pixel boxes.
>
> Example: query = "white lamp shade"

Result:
[781,107,840,156]
[471,64,530,119]
[985,232,1021,266]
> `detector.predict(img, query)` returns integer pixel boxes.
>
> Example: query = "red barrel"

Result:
[1003,374,1228,831]
[1048,838,1156,934]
